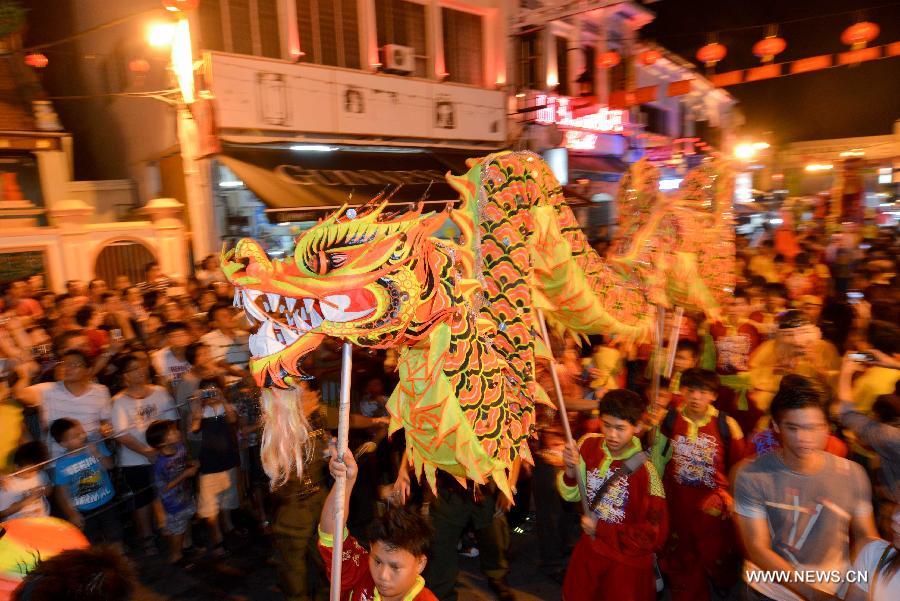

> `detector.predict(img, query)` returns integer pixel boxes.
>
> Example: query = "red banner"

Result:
[745,63,781,82]
[837,46,882,65]
[709,71,743,86]
[790,54,833,74]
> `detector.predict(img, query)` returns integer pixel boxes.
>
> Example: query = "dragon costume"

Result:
[222,151,734,496]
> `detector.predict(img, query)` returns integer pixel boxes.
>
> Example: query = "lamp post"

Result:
[148,4,218,260]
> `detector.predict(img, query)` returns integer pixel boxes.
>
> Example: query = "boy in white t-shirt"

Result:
[112,352,177,555]
[151,322,192,391]
[0,442,51,520]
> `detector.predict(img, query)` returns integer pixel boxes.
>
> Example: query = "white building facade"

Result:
[187,0,511,256]
[506,1,739,228]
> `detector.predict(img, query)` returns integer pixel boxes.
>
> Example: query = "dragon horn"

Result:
[359,187,390,215]
[385,183,404,201]
[220,241,233,261]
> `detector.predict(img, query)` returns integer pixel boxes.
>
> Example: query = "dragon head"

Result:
[222,201,462,388]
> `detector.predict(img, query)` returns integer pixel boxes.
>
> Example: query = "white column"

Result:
[177,107,217,261]
[361,0,379,70]
[544,27,556,89]
[35,151,71,211]
[279,0,300,59]
[429,0,445,78]
[144,197,189,279]
[48,198,95,283]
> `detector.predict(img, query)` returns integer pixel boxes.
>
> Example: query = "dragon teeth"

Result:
[266,293,281,312]
[279,324,299,344]
[242,290,267,323]
[285,298,297,313]
[301,299,323,328]
[309,306,323,328]
[233,289,241,307]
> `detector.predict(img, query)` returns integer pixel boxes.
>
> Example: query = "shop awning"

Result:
[217,144,476,209]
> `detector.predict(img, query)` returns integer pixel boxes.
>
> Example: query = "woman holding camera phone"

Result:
[191,378,239,556]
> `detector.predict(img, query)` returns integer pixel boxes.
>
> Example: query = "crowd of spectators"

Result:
[0,220,898,601]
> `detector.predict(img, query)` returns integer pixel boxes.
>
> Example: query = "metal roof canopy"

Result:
[216,143,475,210]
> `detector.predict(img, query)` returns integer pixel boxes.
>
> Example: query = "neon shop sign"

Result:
[534,95,627,133]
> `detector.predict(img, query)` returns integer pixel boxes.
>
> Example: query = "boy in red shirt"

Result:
[559,389,668,601]
[705,286,763,433]
[319,443,437,601]
[657,368,745,601]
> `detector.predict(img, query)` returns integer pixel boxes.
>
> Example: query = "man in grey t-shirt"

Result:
[734,374,877,601]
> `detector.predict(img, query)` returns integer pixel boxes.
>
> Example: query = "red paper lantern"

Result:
[129,58,151,74]
[841,21,879,49]
[638,49,662,66]
[752,36,786,63]
[696,43,726,67]
[596,50,621,69]
[24,53,48,68]
[162,0,199,11]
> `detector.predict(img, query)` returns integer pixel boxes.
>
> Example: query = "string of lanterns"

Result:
[25,51,156,74]
[19,10,886,76]
[585,19,884,71]
[21,0,199,72]
[694,20,880,69]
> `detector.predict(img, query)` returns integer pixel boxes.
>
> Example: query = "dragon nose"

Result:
[233,238,273,271]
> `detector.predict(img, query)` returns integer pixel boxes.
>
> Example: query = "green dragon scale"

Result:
[222,151,734,494]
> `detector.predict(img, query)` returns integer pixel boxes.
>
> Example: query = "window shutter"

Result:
[296,0,359,68]
[199,0,225,52]
[228,0,254,55]
[555,36,569,96]
[258,0,281,58]
[340,0,360,68]
[442,8,483,86]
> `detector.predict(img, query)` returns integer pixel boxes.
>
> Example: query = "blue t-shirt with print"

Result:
[52,444,114,512]
[153,443,193,514]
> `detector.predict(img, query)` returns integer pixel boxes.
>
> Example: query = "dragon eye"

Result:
[308,251,347,275]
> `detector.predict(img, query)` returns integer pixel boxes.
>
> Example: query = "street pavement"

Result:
[132,518,561,600]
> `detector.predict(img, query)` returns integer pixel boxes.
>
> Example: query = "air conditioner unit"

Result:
[383,44,415,74]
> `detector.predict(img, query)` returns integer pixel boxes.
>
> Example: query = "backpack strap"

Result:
[716,410,732,458]
[660,408,678,456]
[589,450,650,512]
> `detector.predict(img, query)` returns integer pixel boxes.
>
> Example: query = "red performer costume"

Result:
[707,319,763,434]
[318,528,438,601]
[558,434,668,601]
[659,406,745,601]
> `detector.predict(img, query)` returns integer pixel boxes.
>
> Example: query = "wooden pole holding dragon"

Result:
[536,309,591,516]
[330,342,353,601]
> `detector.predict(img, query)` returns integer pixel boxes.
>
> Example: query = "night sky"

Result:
[641,0,900,144]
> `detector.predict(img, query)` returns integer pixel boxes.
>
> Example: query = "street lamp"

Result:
[147,22,176,48]
[733,141,770,161]
[146,18,194,103]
